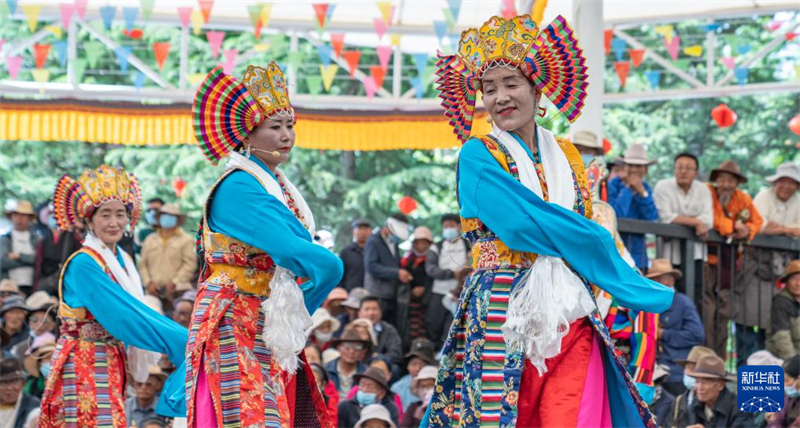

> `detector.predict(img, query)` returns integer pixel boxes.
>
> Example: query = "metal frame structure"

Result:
[0,4,798,110]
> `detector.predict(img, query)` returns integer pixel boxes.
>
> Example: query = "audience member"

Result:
[676,355,752,428]
[705,160,763,357]
[136,197,165,255]
[756,162,800,239]
[649,259,704,397]
[400,365,437,428]
[649,364,675,428]
[607,144,659,270]
[326,328,370,400]
[767,354,800,428]
[125,366,167,428]
[340,219,373,291]
[338,367,400,428]
[310,308,340,351]
[305,344,323,366]
[349,318,379,351]
[336,287,369,337]
[0,280,21,306]
[359,297,403,372]
[172,295,194,329]
[353,404,396,428]
[0,358,40,428]
[9,292,56,360]
[391,338,437,412]
[324,287,348,318]
[33,203,81,295]
[671,345,718,424]
[1,296,29,352]
[401,227,434,343]
[767,260,800,360]
[425,214,470,348]
[310,362,339,423]
[364,214,412,330]
[22,333,56,398]
[1,200,39,296]
[571,130,604,166]
[654,153,713,294]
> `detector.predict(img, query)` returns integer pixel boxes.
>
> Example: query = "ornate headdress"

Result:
[436,14,589,143]
[52,165,142,231]
[193,61,294,165]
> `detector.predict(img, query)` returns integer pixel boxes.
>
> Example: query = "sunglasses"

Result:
[341,343,366,352]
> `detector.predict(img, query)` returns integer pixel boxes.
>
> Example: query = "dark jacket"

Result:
[339,242,367,291]
[607,176,658,270]
[400,251,432,306]
[767,396,800,428]
[676,387,754,428]
[337,396,399,428]
[363,232,401,300]
[767,287,800,360]
[34,228,82,294]
[0,228,39,284]
[375,320,404,367]
[11,392,40,428]
[651,387,675,428]
[657,292,705,384]
[325,358,367,393]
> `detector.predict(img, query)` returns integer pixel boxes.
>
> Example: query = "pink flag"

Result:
[721,57,735,70]
[74,0,88,19]
[222,49,237,75]
[59,4,75,28]
[364,76,377,100]
[664,36,680,61]
[6,56,23,80]
[331,33,345,57]
[177,7,193,29]
[373,18,387,40]
[377,45,393,72]
[206,31,225,58]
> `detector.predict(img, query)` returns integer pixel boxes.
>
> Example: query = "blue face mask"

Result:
[787,385,800,398]
[47,216,58,230]
[356,390,377,406]
[581,153,603,168]
[442,228,459,241]
[683,374,696,391]
[145,210,158,226]
[40,362,52,380]
[159,214,178,229]
[389,234,401,245]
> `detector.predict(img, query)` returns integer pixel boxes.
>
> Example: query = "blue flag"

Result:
[99,6,116,31]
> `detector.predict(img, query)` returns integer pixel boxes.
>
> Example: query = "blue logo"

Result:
[738,365,784,413]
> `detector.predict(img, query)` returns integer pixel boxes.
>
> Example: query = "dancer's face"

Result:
[245,116,295,170]
[482,67,540,134]
[86,200,128,248]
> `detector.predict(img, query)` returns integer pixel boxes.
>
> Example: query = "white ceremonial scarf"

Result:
[490,124,596,375]
[82,233,161,382]
[225,151,315,373]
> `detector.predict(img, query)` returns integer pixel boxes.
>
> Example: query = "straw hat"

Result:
[645,259,683,280]
[354,404,397,428]
[709,160,747,184]
[26,291,58,313]
[0,279,20,294]
[4,199,35,217]
[782,260,800,283]
[412,226,434,243]
[675,345,717,367]
[622,143,655,166]
[688,355,736,381]
[310,308,341,333]
[766,162,800,185]
[572,130,602,149]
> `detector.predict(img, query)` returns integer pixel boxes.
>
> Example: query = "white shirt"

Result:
[9,230,35,287]
[654,177,714,263]
[753,187,800,230]
[432,239,469,295]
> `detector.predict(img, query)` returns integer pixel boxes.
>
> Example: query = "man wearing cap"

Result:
[676,355,753,428]
[125,366,168,428]
[1,295,29,353]
[767,260,800,360]
[9,291,57,360]
[607,143,659,270]
[755,162,800,239]
[391,338,437,412]
[0,358,40,428]
[364,213,413,330]
[654,153,714,292]
[338,366,400,428]
[671,345,718,422]
[340,219,373,291]
[336,287,370,337]
[704,160,764,358]
[1,200,39,295]
[139,204,197,309]
[571,130,605,167]
[649,259,705,397]
[327,328,371,400]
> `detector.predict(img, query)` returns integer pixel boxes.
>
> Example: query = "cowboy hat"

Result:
[354,366,391,392]
[709,160,747,184]
[688,355,736,381]
[4,199,35,217]
[645,259,683,280]
[412,226,434,243]
[572,130,602,149]
[766,162,800,185]
[146,365,168,384]
[0,358,26,382]
[0,279,20,294]
[354,404,397,428]
[782,260,800,283]
[310,308,341,334]
[330,327,372,351]
[622,143,655,166]
[675,345,717,367]
[25,291,58,313]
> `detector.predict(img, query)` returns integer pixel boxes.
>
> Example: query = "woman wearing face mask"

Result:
[425,14,673,428]
[39,165,188,428]
[401,365,437,428]
[163,62,344,428]
[767,355,800,428]
[310,308,341,351]
[22,334,55,398]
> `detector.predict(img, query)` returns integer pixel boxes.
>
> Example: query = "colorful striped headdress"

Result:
[436,14,589,143]
[193,62,294,165]
[52,165,142,231]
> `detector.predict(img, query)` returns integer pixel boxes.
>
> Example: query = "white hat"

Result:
[354,404,397,428]
[310,308,341,333]
[746,350,784,367]
[322,348,340,366]
[766,162,800,185]
[622,143,655,166]
[572,130,601,149]
[410,365,438,391]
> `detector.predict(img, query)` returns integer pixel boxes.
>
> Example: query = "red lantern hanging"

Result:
[397,196,418,215]
[711,103,737,128]
[172,177,187,198]
[789,114,800,135]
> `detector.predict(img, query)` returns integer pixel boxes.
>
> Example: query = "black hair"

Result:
[673,152,699,169]
[389,213,409,223]
[440,213,461,225]
[359,296,381,310]
[146,197,165,206]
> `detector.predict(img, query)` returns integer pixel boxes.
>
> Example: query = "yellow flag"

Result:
[320,64,339,92]
[186,73,205,86]
[45,25,62,38]
[261,3,273,29]
[253,43,270,52]
[530,0,548,26]
[191,9,203,36]
[390,34,402,47]
[32,69,50,93]
[377,1,392,25]
[23,4,41,33]
[683,45,703,57]
[655,25,674,43]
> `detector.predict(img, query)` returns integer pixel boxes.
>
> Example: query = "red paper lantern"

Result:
[172,177,187,198]
[789,114,800,135]
[397,196,418,215]
[602,138,612,154]
[711,103,737,128]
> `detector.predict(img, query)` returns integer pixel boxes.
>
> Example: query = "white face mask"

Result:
[314,330,333,343]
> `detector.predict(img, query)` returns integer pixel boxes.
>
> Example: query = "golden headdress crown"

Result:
[241,62,294,119]
[53,165,142,231]
[458,15,540,76]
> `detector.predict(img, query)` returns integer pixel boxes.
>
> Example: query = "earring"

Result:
[538,107,547,118]
[245,145,251,159]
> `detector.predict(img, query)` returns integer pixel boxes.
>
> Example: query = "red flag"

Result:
[197,0,214,23]
[628,49,645,68]
[604,29,613,56]
[370,65,386,88]
[342,50,361,76]
[33,44,50,69]
[614,61,631,88]
[312,4,329,28]
[153,42,171,71]
[330,33,345,58]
